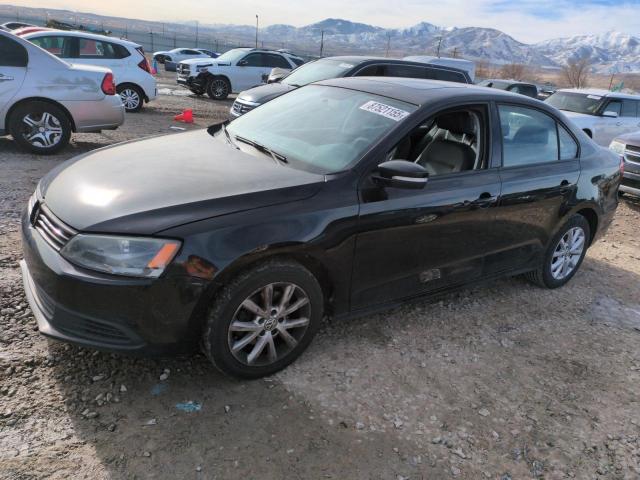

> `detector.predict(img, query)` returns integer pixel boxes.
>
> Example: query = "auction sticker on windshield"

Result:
[360,101,410,122]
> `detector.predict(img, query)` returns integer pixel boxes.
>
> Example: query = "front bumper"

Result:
[20,208,205,355]
[621,154,640,196]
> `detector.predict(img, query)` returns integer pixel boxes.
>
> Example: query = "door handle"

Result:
[471,192,497,208]
[0,74,14,82]
[616,121,622,126]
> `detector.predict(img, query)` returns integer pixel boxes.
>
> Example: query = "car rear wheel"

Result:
[202,260,324,379]
[9,101,71,154]
[525,214,590,288]
[117,84,144,112]
[206,77,230,100]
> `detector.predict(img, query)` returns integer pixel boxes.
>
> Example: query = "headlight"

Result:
[60,234,181,278]
[609,140,626,155]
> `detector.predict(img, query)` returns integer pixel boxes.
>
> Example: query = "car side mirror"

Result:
[374,160,428,189]
[238,60,248,67]
[603,110,619,118]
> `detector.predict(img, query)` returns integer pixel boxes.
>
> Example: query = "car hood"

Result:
[614,131,640,147]
[39,128,325,235]
[237,83,297,104]
[180,58,229,67]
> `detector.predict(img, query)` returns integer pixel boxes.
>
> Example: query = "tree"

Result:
[499,63,527,81]
[562,56,591,89]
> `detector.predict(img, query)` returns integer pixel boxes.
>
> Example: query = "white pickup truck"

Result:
[176,47,304,100]
[545,88,640,146]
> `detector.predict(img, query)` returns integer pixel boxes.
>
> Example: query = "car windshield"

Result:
[545,92,605,115]
[214,48,249,64]
[225,85,417,174]
[283,59,356,87]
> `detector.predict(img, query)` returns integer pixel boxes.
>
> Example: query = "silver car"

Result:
[0,30,124,154]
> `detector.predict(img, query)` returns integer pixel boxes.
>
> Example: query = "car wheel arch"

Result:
[6,97,76,132]
[193,247,334,329]
[575,207,598,245]
[201,72,232,92]
[117,82,148,102]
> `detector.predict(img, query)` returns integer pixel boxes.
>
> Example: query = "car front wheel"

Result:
[9,101,71,154]
[206,77,230,100]
[525,214,590,288]
[203,260,324,379]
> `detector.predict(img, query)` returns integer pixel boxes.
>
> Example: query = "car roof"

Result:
[315,76,530,105]
[481,79,536,86]
[557,88,640,100]
[23,29,140,48]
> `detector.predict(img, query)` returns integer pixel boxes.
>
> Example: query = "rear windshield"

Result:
[283,59,354,87]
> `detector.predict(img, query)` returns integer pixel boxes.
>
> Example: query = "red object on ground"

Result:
[174,109,194,123]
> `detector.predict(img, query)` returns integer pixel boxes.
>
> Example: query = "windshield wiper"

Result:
[234,135,288,165]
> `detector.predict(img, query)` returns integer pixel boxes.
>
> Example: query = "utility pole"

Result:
[452,47,458,58]
[162,23,165,36]
[386,33,391,57]
[124,25,128,39]
[436,36,443,58]
[195,21,199,47]
[609,73,615,90]
[173,32,176,48]
[320,30,324,57]
[215,39,219,52]
[149,31,154,52]
[255,15,259,48]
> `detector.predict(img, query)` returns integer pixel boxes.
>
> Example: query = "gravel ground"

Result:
[1,81,640,479]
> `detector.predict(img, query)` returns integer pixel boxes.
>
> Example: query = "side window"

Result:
[184,49,201,55]
[384,64,423,78]
[29,36,73,57]
[386,106,487,176]
[291,57,304,67]
[498,105,559,167]
[265,53,291,69]
[424,68,466,83]
[604,100,622,116]
[0,35,28,67]
[558,124,578,160]
[354,64,384,76]
[241,53,264,67]
[621,100,638,118]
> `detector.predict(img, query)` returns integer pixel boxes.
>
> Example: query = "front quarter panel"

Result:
[159,174,360,317]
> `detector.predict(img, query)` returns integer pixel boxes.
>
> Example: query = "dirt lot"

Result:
[1,78,640,479]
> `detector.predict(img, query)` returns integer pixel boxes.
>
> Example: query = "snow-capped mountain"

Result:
[535,31,640,73]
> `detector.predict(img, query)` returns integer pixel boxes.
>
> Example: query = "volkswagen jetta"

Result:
[21,77,621,378]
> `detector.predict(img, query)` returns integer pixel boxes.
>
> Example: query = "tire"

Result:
[203,260,324,379]
[9,101,71,154]
[525,214,590,289]
[117,84,144,113]
[206,77,230,100]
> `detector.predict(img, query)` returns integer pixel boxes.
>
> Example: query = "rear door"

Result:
[488,103,581,274]
[0,35,28,127]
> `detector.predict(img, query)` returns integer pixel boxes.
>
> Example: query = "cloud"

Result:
[6,0,640,43]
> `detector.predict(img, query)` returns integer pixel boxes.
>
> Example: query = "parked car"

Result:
[230,56,473,117]
[545,88,640,146]
[195,48,219,58]
[153,47,211,64]
[478,79,538,99]
[177,48,305,100]
[12,26,52,36]
[610,132,640,197]
[0,30,124,154]
[536,83,557,100]
[404,55,476,82]
[23,30,156,112]
[20,77,620,378]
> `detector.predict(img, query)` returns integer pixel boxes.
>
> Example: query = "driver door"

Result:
[235,53,271,91]
[350,105,502,310]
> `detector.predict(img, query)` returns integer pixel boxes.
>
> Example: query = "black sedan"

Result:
[21,77,622,378]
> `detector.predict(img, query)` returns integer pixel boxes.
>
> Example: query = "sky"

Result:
[6,0,640,43]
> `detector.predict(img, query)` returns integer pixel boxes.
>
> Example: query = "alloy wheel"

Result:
[120,88,141,110]
[212,79,228,98]
[20,112,63,149]
[550,226,586,280]
[228,282,311,367]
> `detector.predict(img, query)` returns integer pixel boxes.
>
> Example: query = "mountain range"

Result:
[1,5,639,73]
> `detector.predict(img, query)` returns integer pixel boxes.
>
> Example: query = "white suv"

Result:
[545,88,640,146]
[176,48,304,100]
[23,30,157,112]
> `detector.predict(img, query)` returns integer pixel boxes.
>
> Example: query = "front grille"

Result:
[31,203,76,251]
[626,144,640,154]
[624,148,640,165]
[177,64,190,75]
[232,100,256,116]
